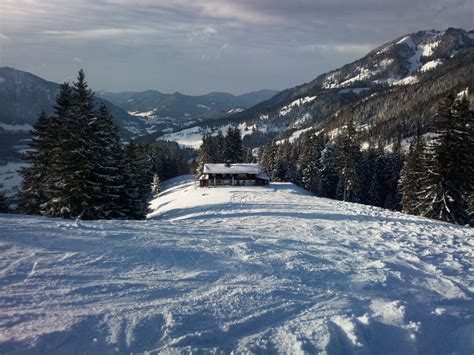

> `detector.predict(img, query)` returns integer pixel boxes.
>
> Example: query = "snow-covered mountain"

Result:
[0,67,150,159]
[97,89,278,137]
[155,28,473,148]
[314,28,472,89]
[98,89,278,119]
[0,66,278,158]
[0,176,472,353]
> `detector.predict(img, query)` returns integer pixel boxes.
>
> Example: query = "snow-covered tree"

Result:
[88,103,126,219]
[18,111,54,214]
[19,71,148,220]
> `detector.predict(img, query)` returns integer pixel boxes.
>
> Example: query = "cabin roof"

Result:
[203,163,260,174]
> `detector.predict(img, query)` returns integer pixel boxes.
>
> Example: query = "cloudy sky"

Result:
[0,0,472,95]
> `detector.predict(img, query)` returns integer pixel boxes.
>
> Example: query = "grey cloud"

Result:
[0,0,471,94]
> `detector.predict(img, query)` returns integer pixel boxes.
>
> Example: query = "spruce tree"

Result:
[213,131,226,163]
[261,139,278,176]
[271,140,296,182]
[384,146,404,210]
[0,190,9,213]
[399,124,425,215]
[124,141,144,219]
[41,83,74,216]
[300,134,325,194]
[418,95,472,225]
[334,118,363,202]
[89,103,126,218]
[19,71,135,220]
[368,146,387,207]
[123,142,153,219]
[70,70,99,219]
[18,111,54,214]
[224,126,243,163]
[318,143,338,199]
[197,132,212,174]
[360,146,377,205]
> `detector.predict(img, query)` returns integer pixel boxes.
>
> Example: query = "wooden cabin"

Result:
[199,163,270,187]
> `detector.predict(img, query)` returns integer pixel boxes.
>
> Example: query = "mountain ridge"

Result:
[150,27,473,149]
[97,88,279,122]
[0,67,278,159]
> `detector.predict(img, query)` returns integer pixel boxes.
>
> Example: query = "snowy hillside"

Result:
[98,90,279,121]
[157,28,473,149]
[0,162,28,197]
[0,176,473,354]
[157,122,255,149]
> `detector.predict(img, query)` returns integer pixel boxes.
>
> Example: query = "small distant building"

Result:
[199,163,270,187]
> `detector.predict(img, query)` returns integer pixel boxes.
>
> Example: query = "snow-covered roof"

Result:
[203,163,260,174]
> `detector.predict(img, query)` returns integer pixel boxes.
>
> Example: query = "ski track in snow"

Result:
[0,176,473,354]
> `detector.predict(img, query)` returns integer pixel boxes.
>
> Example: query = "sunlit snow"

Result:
[0,176,472,353]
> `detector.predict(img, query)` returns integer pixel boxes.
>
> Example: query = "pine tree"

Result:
[213,131,226,163]
[261,139,278,176]
[399,124,426,215]
[224,126,243,163]
[197,132,212,174]
[299,134,325,194]
[0,189,9,213]
[368,146,387,207]
[334,118,363,202]
[318,143,338,199]
[88,103,126,218]
[70,70,100,219]
[384,146,404,210]
[245,148,255,163]
[18,111,55,214]
[272,140,294,182]
[19,71,136,220]
[124,141,144,219]
[418,95,472,225]
[41,83,74,216]
[123,142,153,219]
[360,146,377,205]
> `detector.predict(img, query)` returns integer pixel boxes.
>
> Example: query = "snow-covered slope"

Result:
[0,176,472,353]
[157,122,255,149]
[0,162,28,197]
[158,28,473,149]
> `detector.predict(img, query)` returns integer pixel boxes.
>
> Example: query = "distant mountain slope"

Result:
[154,28,473,148]
[0,67,145,130]
[98,90,278,122]
[0,176,472,353]
[0,67,149,159]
